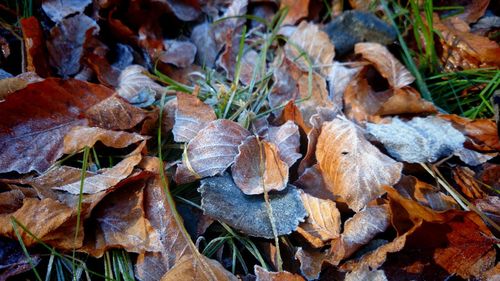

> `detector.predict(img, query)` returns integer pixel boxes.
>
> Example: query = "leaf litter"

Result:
[0,0,499,280]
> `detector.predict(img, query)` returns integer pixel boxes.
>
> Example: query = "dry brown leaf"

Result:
[316,117,403,212]
[116,65,166,106]
[452,166,487,200]
[275,100,312,134]
[395,175,458,211]
[344,266,387,281]
[174,119,251,184]
[20,17,51,77]
[52,142,144,194]
[327,62,362,110]
[295,248,327,281]
[433,15,500,71]
[297,192,341,248]
[160,40,197,68]
[232,136,288,195]
[0,190,25,214]
[62,126,146,154]
[479,163,500,190]
[162,97,178,133]
[440,114,500,151]
[294,165,335,201]
[0,198,73,247]
[81,175,161,257]
[354,43,414,89]
[173,92,216,142]
[285,21,335,76]
[280,0,309,25]
[160,255,237,281]
[267,121,302,167]
[329,205,390,265]
[254,265,306,281]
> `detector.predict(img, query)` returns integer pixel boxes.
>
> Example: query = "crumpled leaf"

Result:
[160,40,197,68]
[296,192,341,248]
[355,43,414,88]
[254,265,306,281]
[275,101,312,135]
[0,78,113,174]
[52,142,144,194]
[199,175,306,238]
[62,126,147,154]
[0,198,73,247]
[174,120,251,184]
[47,14,99,77]
[367,116,466,163]
[327,62,362,110]
[452,166,487,200]
[433,15,500,71]
[0,72,43,101]
[440,114,500,151]
[316,117,403,212]
[395,175,458,211]
[42,0,92,23]
[266,121,302,167]
[295,248,326,281]
[280,0,309,25]
[173,92,216,143]
[0,238,41,281]
[117,65,166,106]
[232,136,289,195]
[81,175,161,257]
[474,196,500,226]
[160,255,238,281]
[329,205,390,265]
[285,21,335,76]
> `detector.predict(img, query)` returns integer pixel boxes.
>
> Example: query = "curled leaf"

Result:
[173,92,216,143]
[117,65,166,106]
[267,121,302,167]
[199,175,306,238]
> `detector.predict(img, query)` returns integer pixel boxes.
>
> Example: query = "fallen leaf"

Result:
[0,190,24,214]
[0,198,73,247]
[433,15,500,71]
[329,205,391,265]
[355,43,414,89]
[42,0,92,23]
[474,196,500,226]
[296,192,341,248]
[294,165,334,201]
[190,23,218,67]
[327,62,362,110]
[436,0,489,23]
[295,248,326,281]
[453,147,496,166]
[239,50,260,85]
[173,92,216,143]
[0,78,113,174]
[266,121,302,167]
[366,116,466,163]
[52,142,144,194]
[0,238,41,281]
[440,114,500,151]
[162,97,178,133]
[20,17,51,77]
[254,265,306,281]
[232,136,289,195]
[174,120,251,184]
[344,266,387,281]
[62,126,147,154]
[394,175,458,211]
[452,166,487,200]
[285,21,335,76]
[116,65,166,106]
[280,0,309,25]
[153,0,201,22]
[160,255,238,281]
[199,175,306,238]
[81,175,161,257]
[479,163,500,190]
[47,14,99,77]
[275,101,312,135]
[316,117,403,212]
[160,40,197,68]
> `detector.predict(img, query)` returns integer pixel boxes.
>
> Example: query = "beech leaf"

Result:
[366,116,466,163]
[160,255,237,281]
[316,117,403,212]
[255,265,306,281]
[267,121,302,167]
[42,0,91,23]
[116,65,166,107]
[232,136,289,195]
[173,92,216,143]
[199,175,306,238]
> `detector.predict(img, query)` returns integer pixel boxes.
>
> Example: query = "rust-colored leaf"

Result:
[160,255,238,281]
[173,92,216,142]
[440,114,500,151]
[0,78,113,174]
[20,17,51,77]
[280,0,310,25]
[275,101,312,134]
[395,175,458,211]
[174,120,251,184]
[254,265,306,281]
[295,247,327,280]
[316,117,403,212]
[297,192,341,248]
[232,136,289,195]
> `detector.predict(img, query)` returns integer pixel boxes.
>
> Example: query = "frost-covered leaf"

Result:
[85,96,151,130]
[173,92,216,142]
[255,265,306,281]
[160,40,197,68]
[285,22,335,76]
[232,136,289,195]
[174,120,251,184]
[330,205,390,265]
[199,175,306,238]
[354,43,414,89]
[42,0,91,23]
[160,255,238,281]
[53,143,144,194]
[267,121,302,167]
[344,267,387,281]
[327,62,361,109]
[367,116,466,163]
[295,248,327,281]
[395,175,458,211]
[280,0,310,25]
[296,192,341,248]
[117,65,166,106]
[441,114,500,151]
[316,118,402,212]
